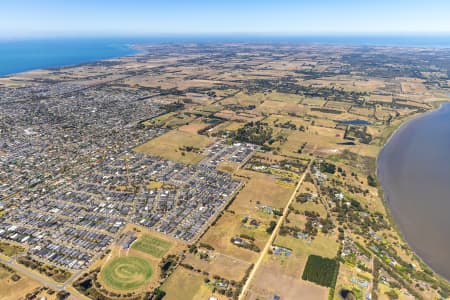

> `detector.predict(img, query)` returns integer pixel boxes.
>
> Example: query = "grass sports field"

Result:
[102,256,153,290]
[131,235,172,258]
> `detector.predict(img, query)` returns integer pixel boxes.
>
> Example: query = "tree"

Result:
[266,221,277,234]
[367,175,377,187]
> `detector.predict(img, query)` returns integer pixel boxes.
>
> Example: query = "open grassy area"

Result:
[142,112,176,127]
[0,241,24,257]
[178,120,212,134]
[131,235,172,258]
[249,256,328,300]
[302,97,327,106]
[222,91,302,106]
[134,129,212,164]
[143,112,197,129]
[232,169,294,213]
[183,251,251,282]
[303,76,387,93]
[0,266,41,300]
[200,212,260,263]
[101,256,153,291]
[161,268,207,300]
[210,120,245,135]
[275,232,339,259]
[192,104,223,116]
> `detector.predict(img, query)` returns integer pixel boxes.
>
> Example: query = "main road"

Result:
[238,158,314,300]
[0,254,91,300]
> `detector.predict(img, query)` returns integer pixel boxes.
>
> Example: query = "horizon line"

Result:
[2,31,450,40]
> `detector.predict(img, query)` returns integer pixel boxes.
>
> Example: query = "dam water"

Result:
[378,103,450,279]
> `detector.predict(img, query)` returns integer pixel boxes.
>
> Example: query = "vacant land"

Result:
[0,264,41,300]
[201,212,260,263]
[231,170,293,213]
[248,259,328,300]
[0,242,24,257]
[184,251,251,282]
[178,120,211,134]
[161,268,210,300]
[134,129,212,164]
[275,233,339,259]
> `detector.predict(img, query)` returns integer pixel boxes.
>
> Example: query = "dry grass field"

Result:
[214,110,262,122]
[302,97,327,107]
[209,121,245,135]
[247,256,328,300]
[220,92,264,106]
[349,106,375,118]
[231,169,294,213]
[183,251,251,282]
[190,104,223,116]
[368,94,393,103]
[178,120,212,134]
[264,114,309,128]
[398,78,428,94]
[216,161,241,174]
[303,76,387,92]
[134,129,213,164]
[0,266,41,300]
[290,200,328,220]
[161,268,221,300]
[200,212,260,263]
[143,112,199,129]
[274,233,339,260]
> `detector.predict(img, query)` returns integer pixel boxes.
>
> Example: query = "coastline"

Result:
[376,102,450,283]
[379,101,445,148]
[0,41,143,78]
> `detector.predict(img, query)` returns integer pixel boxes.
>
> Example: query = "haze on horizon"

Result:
[1,0,450,39]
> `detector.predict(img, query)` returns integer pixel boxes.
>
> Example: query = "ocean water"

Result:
[1,35,450,77]
[0,38,139,76]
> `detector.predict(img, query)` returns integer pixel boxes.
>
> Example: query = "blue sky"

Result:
[1,0,450,38]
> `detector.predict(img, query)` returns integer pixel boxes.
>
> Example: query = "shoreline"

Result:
[0,42,143,78]
[376,102,450,283]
